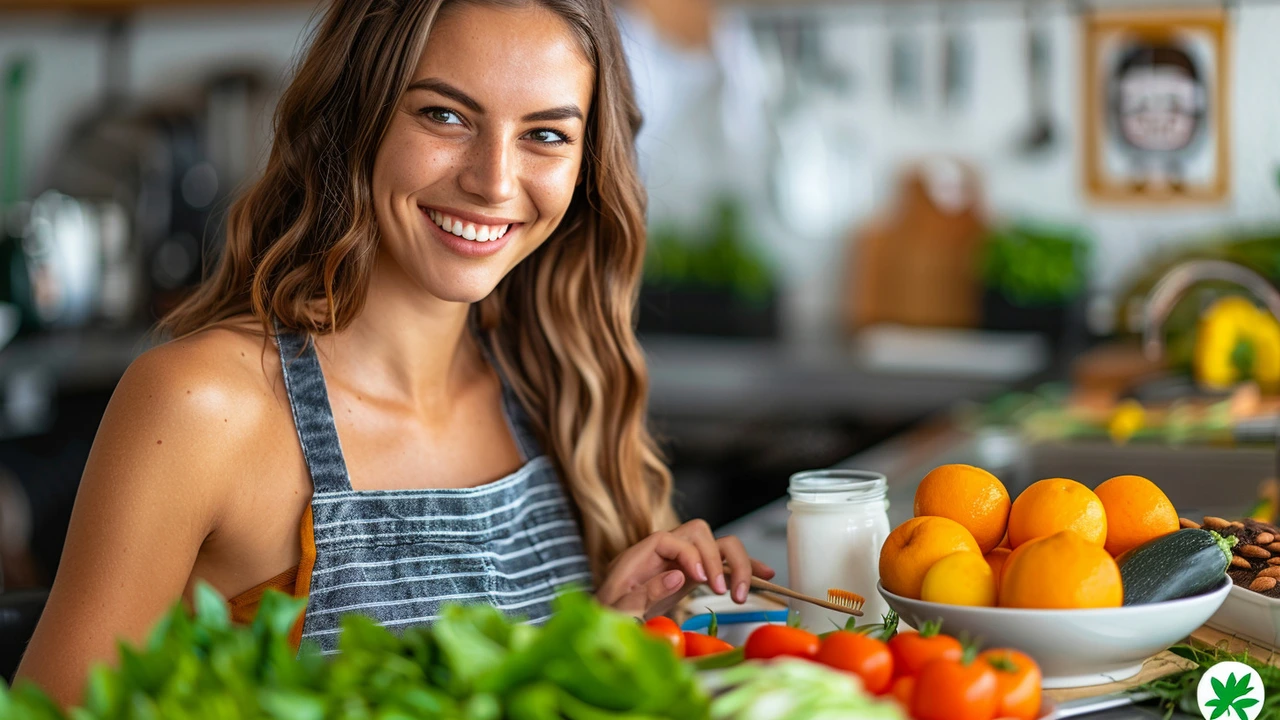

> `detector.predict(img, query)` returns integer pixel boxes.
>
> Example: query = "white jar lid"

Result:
[787,469,886,504]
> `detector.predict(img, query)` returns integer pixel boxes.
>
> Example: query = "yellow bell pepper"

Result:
[1108,399,1146,444]
[1194,296,1280,394]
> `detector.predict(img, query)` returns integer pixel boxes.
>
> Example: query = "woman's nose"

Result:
[458,135,518,205]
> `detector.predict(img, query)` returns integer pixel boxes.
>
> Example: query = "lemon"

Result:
[920,551,996,606]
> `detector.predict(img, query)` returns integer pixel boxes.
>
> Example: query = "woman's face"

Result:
[372,1,594,304]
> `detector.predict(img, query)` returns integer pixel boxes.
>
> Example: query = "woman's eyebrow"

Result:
[408,78,482,113]
[407,78,583,123]
[522,106,583,123]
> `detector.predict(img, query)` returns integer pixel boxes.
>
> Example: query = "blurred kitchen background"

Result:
[3,0,1280,675]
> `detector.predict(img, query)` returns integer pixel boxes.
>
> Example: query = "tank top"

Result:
[228,328,593,654]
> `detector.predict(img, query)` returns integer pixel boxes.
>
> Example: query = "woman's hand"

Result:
[595,519,775,619]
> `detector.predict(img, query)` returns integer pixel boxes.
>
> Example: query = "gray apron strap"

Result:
[275,324,354,495]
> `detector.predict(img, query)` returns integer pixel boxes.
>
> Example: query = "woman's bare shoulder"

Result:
[105,322,292,475]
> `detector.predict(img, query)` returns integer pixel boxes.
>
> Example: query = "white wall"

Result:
[762,2,1280,331]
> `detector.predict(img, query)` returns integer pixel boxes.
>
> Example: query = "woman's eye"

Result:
[527,129,569,145]
[421,108,462,125]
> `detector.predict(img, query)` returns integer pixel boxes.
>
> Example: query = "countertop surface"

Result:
[717,421,1211,720]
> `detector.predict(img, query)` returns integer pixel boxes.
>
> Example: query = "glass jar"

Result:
[786,469,890,631]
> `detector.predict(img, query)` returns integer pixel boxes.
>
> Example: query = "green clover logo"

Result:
[1198,661,1265,720]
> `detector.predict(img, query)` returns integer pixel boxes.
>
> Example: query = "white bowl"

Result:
[1207,583,1280,649]
[878,578,1231,688]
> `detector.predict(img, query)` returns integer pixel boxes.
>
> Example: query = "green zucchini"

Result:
[1119,528,1237,605]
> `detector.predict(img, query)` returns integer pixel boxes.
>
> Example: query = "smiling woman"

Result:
[12,0,772,708]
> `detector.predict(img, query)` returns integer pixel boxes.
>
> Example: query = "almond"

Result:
[1270,558,1280,566]
[1256,532,1276,545]
[1233,555,1254,568]
[1268,542,1280,553]
[1250,576,1278,592]
[1260,567,1280,579]
[1241,545,1272,559]
[1179,518,1202,530]
[1230,521,1246,530]
[1203,516,1231,530]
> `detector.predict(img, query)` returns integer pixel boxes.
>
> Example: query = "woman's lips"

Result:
[421,206,519,258]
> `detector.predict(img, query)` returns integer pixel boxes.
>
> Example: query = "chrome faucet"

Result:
[1141,259,1280,478]
[1142,259,1280,362]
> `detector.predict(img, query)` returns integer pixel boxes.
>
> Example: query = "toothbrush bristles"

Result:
[827,588,866,611]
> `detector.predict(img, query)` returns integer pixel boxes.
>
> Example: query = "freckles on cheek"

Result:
[534,162,583,212]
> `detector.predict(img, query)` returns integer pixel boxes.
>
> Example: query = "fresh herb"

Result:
[1137,643,1280,719]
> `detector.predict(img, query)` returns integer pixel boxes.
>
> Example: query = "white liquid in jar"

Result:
[786,470,890,631]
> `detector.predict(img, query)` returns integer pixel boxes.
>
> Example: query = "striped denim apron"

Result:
[276,330,593,654]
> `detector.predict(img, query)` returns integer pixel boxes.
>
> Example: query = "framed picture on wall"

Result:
[1082,8,1229,203]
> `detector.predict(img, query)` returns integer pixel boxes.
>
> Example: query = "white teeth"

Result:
[426,209,511,242]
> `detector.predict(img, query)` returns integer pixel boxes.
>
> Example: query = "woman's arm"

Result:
[12,341,256,708]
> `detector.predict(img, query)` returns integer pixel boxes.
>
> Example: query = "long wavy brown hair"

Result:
[158,0,676,579]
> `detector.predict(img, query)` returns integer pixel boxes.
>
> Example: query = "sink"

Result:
[876,430,1274,529]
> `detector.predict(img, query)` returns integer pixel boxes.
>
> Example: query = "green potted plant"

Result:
[639,196,778,338]
[979,221,1090,344]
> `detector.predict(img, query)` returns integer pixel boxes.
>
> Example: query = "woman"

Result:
[15,0,772,706]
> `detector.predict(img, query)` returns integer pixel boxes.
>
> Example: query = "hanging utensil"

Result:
[1018,3,1057,154]
[941,9,971,111]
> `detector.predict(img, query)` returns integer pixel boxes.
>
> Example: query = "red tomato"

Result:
[887,629,962,677]
[890,675,915,709]
[911,656,999,720]
[742,625,820,660]
[980,649,1043,720]
[643,617,685,657]
[683,631,734,658]
[814,631,894,694]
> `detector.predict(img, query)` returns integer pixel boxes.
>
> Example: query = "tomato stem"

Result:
[985,653,1018,673]
[918,619,943,638]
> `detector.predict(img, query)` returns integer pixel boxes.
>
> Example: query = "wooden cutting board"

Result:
[1044,625,1279,704]
[1042,651,1195,704]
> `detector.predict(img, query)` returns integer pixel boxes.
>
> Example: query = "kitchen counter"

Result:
[719,419,1270,719]
[643,330,1047,423]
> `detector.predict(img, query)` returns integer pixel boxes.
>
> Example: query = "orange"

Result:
[880,516,981,599]
[984,548,1012,595]
[1007,478,1107,548]
[914,464,1011,554]
[1094,475,1179,557]
[921,551,996,606]
[998,531,1122,609]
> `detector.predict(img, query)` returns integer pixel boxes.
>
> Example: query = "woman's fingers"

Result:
[673,520,725,595]
[717,535,754,603]
[750,557,776,580]
[595,524,773,617]
[609,569,687,619]
[597,531,701,606]
[650,532,708,583]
